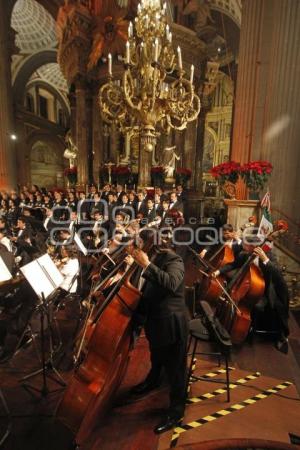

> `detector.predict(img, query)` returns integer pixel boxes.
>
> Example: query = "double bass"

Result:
[56,238,153,446]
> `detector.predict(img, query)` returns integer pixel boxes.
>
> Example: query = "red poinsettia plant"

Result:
[64,166,77,176]
[151,166,165,174]
[111,165,131,175]
[240,161,273,191]
[210,161,241,185]
[151,166,165,187]
[64,166,77,185]
[175,167,192,186]
[175,168,192,177]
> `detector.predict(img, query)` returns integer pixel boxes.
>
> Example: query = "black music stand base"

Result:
[20,293,66,399]
[0,387,11,447]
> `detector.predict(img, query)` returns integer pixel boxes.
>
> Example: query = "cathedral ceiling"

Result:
[209,0,241,27]
[11,0,57,53]
[11,0,68,98]
[30,63,68,93]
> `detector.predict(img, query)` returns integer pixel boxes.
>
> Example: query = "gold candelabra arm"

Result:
[98,79,127,124]
[123,69,142,112]
[150,64,159,112]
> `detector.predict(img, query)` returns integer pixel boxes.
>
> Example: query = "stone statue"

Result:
[162,145,180,179]
[63,131,78,167]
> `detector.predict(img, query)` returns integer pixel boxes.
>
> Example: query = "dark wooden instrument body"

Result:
[200,245,235,305]
[56,277,141,445]
[216,263,265,344]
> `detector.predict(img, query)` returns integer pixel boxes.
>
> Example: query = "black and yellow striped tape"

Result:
[170,380,292,448]
[190,365,235,383]
[187,371,261,404]
[187,364,235,392]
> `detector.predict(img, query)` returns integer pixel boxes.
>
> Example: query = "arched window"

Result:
[25,93,35,113]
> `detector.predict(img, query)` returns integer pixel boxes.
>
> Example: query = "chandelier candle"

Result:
[99,0,201,153]
[108,53,112,76]
[190,64,194,84]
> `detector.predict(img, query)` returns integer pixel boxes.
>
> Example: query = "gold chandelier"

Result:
[98,0,201,152]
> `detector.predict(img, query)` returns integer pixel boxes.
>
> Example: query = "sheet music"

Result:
[37,254,64,288]
[0,256,12,282]
[21,254,63,299]
[74,232,88,256]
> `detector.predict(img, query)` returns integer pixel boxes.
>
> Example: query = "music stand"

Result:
[19,254,66,398]
[0,387,11,447]
[0,256,12,282]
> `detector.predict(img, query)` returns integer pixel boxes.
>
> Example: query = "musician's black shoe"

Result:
[154,415,183,434]
[130,379,161,396]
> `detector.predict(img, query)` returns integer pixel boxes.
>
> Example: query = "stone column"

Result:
[231,0,300,223]
[193,97,211,194]
[86,90,94,184]
[0,1,17,190]
[174,129,185,168]
[75,80,93,187]
[92,92,102,185]
[68,91,77,146]
[184,120,197,188]
[138,146,152,187]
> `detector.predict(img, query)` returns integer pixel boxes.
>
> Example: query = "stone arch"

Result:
[209,0,242,28]
[13,49,58,103]
[26,131,66,189]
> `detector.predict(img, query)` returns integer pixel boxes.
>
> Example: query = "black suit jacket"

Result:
[136,250,189,348]
[136,200,147,217]
[169,200,183,213]
[177,191,188,203]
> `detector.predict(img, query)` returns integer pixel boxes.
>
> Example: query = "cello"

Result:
[199,243,235,305]
[214,226,288,344]
[56,237,154,446]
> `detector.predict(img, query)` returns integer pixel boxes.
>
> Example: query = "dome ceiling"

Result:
[30,62,68,93]
[11,0,57,53]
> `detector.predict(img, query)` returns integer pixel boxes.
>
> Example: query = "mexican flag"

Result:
[258,191,273,248]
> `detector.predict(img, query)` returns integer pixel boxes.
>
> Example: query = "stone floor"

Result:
[0,300,300,450]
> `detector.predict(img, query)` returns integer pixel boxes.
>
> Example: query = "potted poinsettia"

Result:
[209,161,241,198]
[175,168,192,186]
[151,166,165,187]
[240,161,273,194]
[64,166,77,186]
[111,165,131,185]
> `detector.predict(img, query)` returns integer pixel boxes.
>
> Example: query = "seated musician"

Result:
[125,228,189,434]
[0,275,37,361]
[53,244,79,306]
[212,235,289,353]
[199,223,242,259]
